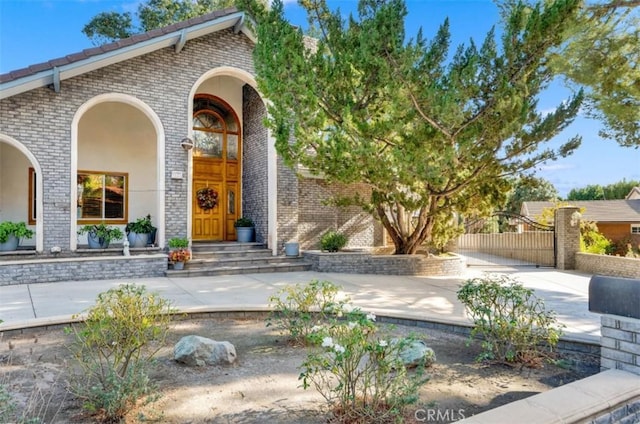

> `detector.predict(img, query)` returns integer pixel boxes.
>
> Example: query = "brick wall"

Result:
[576,253,640,279]
[0,254,167,286]
[600,315,640,375]
[0,29,256,252]
[242,85,268,243]
[297,178,383,250]
[303,251,465,276]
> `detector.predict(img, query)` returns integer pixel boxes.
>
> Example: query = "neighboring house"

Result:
[0,8,383,258]
[521,198,640,246]
[626,187,640,200]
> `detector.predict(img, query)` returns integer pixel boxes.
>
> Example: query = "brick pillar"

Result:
[555,206,581,270]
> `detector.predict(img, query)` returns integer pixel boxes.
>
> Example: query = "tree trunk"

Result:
[375,203,433,255]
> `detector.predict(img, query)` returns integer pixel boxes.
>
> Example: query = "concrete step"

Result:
[190,242,266,253]
[165,261,312,277]
[187,256,303,269]
[194,249,274,260]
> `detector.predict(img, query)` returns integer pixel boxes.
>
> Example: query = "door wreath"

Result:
[196,187,218,210]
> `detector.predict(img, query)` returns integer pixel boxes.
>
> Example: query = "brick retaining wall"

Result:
[576,253,640,279]
[600,315,640,375]
[303,251,466,276]
[0,254,167,285]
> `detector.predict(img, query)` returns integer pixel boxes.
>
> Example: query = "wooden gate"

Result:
[455,212,555,267]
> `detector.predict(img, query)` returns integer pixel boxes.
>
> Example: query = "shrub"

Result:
[66,284,173,421]
[580,220,612,254]
[320,230,348,252]
[267,280,349,345]
[0,221,34,243]
[301,309,427,423]
[457,274,563,366]
[168,237,189,249]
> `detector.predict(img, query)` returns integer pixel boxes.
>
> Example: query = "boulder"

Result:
[174,335,237,367]
[392,338,436,368]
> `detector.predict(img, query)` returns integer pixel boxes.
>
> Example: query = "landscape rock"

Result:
[174,335,237,366]
[392,338,436,368]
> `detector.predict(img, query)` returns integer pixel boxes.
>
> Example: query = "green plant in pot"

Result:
[0,221,34,251]
[78,223,124,249]
[125,215,155,248]
[234,217,255,243]
[168,237,189,249]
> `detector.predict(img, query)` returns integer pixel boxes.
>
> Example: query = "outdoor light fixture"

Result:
[570,211,582,227]
[180,137,194,151]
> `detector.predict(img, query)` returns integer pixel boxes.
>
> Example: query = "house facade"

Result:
[0,9,382,275]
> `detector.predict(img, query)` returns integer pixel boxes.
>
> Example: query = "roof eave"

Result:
[0,12,254,100]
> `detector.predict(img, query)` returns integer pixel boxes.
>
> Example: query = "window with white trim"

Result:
[632,224,640,234]
[77,171,128,223]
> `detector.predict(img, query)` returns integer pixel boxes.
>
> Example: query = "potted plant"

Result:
[77,223,124,249]
[168,248,191,270]
[0,221,34,251]
[234,217,255,243]
[125,214,155,248]
[168,237,189,250]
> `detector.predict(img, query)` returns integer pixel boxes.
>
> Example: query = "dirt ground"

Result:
[1,317,599,423]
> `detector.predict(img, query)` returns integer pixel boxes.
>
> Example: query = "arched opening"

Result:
[72,93,165,250]
[191,95,241,241]
[0,134,44,252]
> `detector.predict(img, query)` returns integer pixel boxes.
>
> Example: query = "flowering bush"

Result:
[168,248,191,263]
[301,308,427,423]
[267,280,350,345]
[196,187,218,210]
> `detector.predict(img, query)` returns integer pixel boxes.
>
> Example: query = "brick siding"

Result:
[576,253,640,279]
[0,254,167,286]
[303,251,465,276]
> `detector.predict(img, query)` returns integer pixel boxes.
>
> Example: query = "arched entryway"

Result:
[191,95,241,241]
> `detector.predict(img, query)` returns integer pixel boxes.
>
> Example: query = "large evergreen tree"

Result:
[246,0,583,254]
[549,1,640,148]
[82,0,236,45]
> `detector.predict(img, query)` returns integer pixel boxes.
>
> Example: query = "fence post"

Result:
[555,206,581,270]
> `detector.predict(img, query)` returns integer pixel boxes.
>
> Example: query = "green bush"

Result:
[66,284,173,421]
[320,230,348,252]
[457,274,563,366]
[0,221,34,243]
[580,220,612,254]
[168,237,189,249]
[301,308,427,423]
[267,280,349,345]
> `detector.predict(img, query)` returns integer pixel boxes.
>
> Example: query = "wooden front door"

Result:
[191,95,241,241]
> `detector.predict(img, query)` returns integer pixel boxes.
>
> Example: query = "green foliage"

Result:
[457,274,564,366]
[125,214,155,234]
[0,384,15,423]
[66,284,173,421]
[234,216,254,227]
[0,221,34,244]
[567,179,640,200]
[503,176,559,214]
[580,220,613,254]
[77,223,124,243]
[247,0,583,255]
[320,230,348,252]
[83,0,240,45]
[167,237,189,248]
[547,1,640,148]
[300,309,427,423]
[267,280,350,344]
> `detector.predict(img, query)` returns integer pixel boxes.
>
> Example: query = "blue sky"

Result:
[1,0,638,198]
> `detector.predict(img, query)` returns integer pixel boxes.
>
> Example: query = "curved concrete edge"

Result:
[456,369,640,424]
[0,306,598,349]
